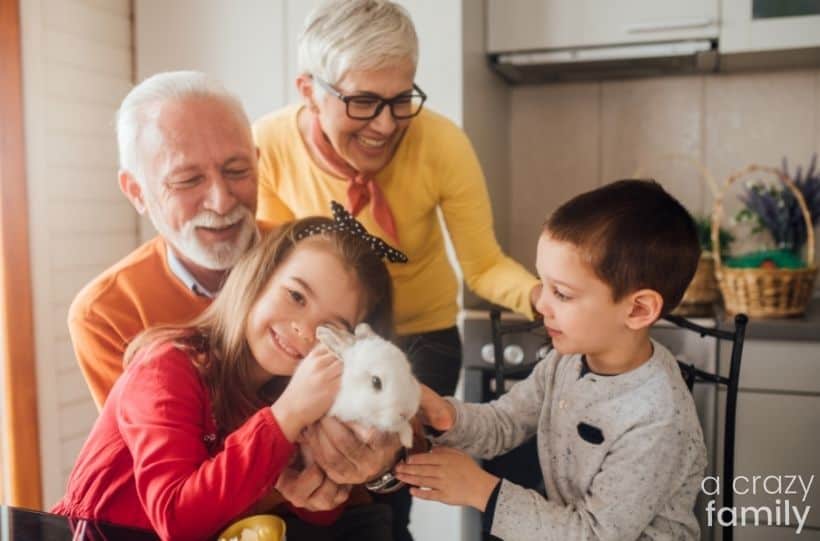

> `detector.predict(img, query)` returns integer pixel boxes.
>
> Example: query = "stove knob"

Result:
[504,345,525,365]
[480,343,496,363]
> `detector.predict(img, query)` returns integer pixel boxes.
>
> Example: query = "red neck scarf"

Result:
[308,113,399,245]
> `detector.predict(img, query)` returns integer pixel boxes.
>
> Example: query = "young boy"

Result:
[396,180,708,540]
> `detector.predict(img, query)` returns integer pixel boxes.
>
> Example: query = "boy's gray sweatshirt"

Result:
[436,340,707,541]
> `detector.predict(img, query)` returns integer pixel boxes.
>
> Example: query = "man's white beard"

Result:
[147,202,256,271]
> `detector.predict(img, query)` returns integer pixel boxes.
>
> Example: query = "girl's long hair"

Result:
[124,217,395,433]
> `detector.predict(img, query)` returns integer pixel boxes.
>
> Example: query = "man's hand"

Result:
[394,446,499,511]
[275,462,351,511]
[301,417,402,484]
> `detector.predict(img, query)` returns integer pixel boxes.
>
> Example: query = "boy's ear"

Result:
[624,289,664,330]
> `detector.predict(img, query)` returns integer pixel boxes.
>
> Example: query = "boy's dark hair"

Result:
[545,179,700,314]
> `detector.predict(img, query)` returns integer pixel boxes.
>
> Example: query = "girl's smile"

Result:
[269,328,303,360]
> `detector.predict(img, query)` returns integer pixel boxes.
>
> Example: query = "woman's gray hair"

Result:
[298,0,418,85]
[116,70,249,179]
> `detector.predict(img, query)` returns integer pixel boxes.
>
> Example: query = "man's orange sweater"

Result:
[68,236,211,410]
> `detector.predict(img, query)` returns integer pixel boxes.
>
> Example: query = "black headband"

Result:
[294,201,409,263]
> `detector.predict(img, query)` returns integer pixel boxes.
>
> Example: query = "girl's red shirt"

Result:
[52,343,341,540]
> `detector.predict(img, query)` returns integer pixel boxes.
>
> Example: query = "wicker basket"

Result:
[712,164,817,318]
[675,253,720,316]
[633,154,721,316]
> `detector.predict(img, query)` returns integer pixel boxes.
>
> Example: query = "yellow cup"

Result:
[217,514,287,541]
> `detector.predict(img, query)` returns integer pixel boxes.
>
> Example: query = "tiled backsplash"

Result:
[506,69,820,275]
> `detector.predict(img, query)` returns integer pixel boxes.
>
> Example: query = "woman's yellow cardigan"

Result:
[253,105,539,336]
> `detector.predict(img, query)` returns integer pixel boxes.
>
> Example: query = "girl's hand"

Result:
[271,346,342,441]
[418,384,456,432]
[394,446,499,511]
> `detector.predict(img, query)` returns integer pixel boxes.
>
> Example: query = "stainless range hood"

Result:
[490,39,719,84]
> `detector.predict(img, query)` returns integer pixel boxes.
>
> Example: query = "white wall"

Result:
[461,0,512,310]
[399,0,464,126]
[20,0,136,506]
[136,0,464,127]
[135,0,288,123]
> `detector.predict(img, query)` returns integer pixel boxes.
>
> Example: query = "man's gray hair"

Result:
[298,0,418,85]
[116,70,249,178]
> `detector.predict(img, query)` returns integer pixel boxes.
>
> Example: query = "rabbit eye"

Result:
[371,375,382,391]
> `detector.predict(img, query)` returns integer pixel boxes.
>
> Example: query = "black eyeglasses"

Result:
[314,77,427,120]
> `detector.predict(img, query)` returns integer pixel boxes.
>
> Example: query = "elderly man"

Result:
[70,72,258,408]
[69,71,401,533]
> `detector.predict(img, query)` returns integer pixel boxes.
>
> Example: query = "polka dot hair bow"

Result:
[296,201,409,263]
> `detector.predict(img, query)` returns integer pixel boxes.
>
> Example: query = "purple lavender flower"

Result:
[735,154,820,252]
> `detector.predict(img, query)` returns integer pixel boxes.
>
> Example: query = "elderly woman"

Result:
[254,1,540,538]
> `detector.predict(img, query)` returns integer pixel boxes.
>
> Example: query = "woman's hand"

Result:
[275,462,351,511]
[418,384,456,432]
[271,345,342,442]
[394,446,499,511]
[301,417,401,484]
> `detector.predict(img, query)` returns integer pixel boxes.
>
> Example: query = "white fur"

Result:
[316,323,420,447]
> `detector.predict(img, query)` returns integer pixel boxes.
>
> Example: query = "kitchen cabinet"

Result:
[720,0,820,54]
[486,0,820,81]
[714,337,820,540]
[487,0,719,53]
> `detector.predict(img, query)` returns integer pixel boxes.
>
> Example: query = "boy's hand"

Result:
[418,385,456,432]
[394,447,499,511]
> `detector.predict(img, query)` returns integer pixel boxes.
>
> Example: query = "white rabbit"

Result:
[315,323,421,448]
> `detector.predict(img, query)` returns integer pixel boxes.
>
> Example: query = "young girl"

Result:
[53,213,399,541]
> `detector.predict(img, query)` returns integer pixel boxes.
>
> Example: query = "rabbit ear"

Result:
[316,325,354,355]
[354,323,376,339]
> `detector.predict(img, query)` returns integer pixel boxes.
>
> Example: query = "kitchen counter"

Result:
[717,297,820,342]
[464,296,820,344]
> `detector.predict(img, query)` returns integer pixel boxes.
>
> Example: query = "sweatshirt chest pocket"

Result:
[564,421,611,492]
[577,422,605,445]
